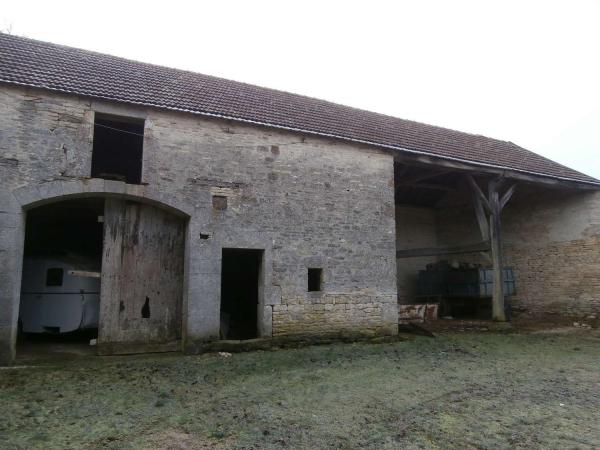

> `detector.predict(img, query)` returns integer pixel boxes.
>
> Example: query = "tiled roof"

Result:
[0,33,597,185]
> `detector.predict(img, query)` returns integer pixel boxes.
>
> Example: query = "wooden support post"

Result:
[488,177,506,321]
[466,175,517,322]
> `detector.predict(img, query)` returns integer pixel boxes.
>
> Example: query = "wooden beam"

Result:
[488,175,504,199]
[391,152,600,191]
[470,184,490,241]
[396,181,454,191]
[400,170,451,185]
[396,241,491,258]
[500,183,517,211]
[68,270,101,278]
[466,175,491,213]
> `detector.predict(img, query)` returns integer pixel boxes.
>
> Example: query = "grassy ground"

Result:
[2,329,600,449]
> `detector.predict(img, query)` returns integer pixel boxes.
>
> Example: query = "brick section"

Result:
[434,185,600,317]
[272,293,397,338]
[502,189,600,316]
[506,237,600,316]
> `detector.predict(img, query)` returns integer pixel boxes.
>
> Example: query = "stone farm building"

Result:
[1,33,599,363]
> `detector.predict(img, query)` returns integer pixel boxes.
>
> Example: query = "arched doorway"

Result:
[18,198,104,356]
[16,194,186,358]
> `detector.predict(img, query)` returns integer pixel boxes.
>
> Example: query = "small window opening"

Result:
[91,113,144,184]
[141,296,151,318]
[212,195,228,210]
[46,268,64,287]
[308,268,322,292]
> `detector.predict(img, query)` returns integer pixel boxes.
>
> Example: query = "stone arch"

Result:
[0,179,192,363]
[12,179,193,218]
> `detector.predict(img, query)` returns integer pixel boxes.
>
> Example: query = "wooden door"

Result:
[98,198,185,352]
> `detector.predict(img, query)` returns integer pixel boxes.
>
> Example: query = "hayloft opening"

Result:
[220,249,262,340]
[18,199,104,356]
[91,113,144,184]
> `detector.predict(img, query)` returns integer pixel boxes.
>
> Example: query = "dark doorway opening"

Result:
[220,249,262,340]
[307,268,323,292]
[18,199,104,358]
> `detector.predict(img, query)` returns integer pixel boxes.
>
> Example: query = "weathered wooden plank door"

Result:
[98,198,185,353]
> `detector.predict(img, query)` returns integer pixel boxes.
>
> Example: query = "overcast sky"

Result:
[2,0,599,178]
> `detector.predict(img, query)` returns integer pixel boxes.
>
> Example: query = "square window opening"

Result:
[46,268,64,287]
[308,268,323,292]
[212,195,228,210]
[91,113,145,184]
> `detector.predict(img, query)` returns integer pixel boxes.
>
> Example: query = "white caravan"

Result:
[19,257,100,334]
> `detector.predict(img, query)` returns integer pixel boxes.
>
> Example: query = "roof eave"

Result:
[2,79,599,190]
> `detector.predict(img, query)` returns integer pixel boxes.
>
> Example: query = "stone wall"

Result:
[272,292,397,338]
[0,84,398,362]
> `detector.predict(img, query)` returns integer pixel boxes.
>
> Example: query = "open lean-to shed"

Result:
[1,33,599,363]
